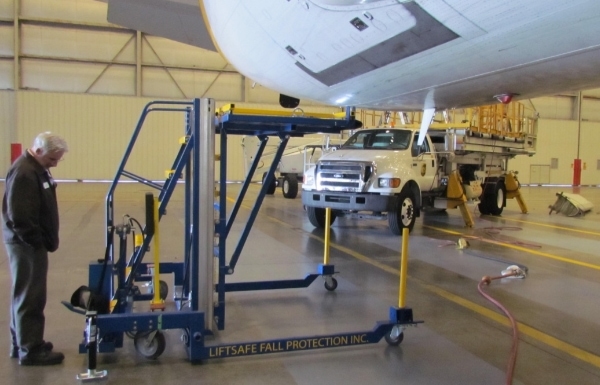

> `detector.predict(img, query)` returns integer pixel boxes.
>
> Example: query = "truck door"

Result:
[411,133,437,190]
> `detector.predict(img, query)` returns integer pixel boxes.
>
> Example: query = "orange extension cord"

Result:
[478,271,521,385]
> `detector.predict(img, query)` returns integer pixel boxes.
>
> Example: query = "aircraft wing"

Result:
[105,0,216,51]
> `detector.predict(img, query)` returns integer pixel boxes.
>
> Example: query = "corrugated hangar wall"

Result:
[1,0,600,185]
[0,0,341,181]
[0,90,343,181]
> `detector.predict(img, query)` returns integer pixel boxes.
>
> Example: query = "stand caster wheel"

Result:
[134,330,166,359]
[159,280,168,300]
[384,325,404,346]
[324,277,338,291]
[146,280,168,300]
[181,329,190,347]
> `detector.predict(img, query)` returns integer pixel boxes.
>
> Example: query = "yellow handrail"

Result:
[357,101,538,138]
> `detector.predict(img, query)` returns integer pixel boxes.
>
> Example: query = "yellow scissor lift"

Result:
[358,102,536,226]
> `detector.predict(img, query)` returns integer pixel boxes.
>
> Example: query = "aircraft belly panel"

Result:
[296,2,459,86]
[201,0,600,110]
[369,46,600,110]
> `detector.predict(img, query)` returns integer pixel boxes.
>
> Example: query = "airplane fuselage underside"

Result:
[202,0,600,109]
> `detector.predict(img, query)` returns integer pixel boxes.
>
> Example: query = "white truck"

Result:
[243,135,342,199]
[301,118,536,234]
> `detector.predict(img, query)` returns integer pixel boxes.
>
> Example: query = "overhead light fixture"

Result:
[335,95,352,104]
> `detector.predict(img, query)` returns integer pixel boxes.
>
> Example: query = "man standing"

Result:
[2,132,68,366]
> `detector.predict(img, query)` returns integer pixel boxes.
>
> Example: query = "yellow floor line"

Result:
[424,225,600,271]
[486,216,600,237]
[316,230,600,369]
[424,283,600,369]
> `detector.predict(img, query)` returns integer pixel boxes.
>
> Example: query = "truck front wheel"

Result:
[307,206,337,228]
[282,174,299,199]
[388,190,416,235]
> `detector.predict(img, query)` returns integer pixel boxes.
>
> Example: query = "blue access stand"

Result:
[66,98,421,364]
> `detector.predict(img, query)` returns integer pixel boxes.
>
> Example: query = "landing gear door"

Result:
[411,133,437,190]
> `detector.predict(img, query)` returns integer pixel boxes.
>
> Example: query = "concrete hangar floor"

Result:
[1,182,600,385]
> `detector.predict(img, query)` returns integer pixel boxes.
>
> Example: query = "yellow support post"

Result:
[398,228,409,308]
[389,227,421,329]
[323,208,331,265]
[446,170,475,227]
[125,234,144,280]
[505,172,528,213]
[319,207,337,290]
[457,201,474,227]
[150,196,165,311]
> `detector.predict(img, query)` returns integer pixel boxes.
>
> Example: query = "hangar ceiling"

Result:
[0,0,283,104]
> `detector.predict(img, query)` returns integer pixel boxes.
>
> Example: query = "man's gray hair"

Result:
[32,132,68,154]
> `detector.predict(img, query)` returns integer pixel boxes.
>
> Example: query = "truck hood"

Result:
[320,149,411,163]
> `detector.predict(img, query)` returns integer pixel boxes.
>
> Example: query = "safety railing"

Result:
[356,101,538,139]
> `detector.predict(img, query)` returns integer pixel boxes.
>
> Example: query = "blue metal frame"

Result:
[227,134,289,271]
[199,303,423,361]
[200,322,395,360]
[190,99,201,312]
[92,311,206,360]
[88,100,209,361]
[212,108,361,330]
[223,134,268,239]
[78,99,416,364]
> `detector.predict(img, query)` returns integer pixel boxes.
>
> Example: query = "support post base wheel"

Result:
[384,326,404,346]
[134,330,166,359]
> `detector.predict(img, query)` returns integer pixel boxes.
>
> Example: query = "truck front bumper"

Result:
[302,190,395,212]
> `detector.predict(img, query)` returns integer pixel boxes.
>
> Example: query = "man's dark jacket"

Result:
[2,152,59,252]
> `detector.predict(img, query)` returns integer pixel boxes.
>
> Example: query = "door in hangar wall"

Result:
[580,160,600,186]
[530,165,550,185]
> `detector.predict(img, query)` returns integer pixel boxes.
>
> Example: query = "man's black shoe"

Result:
[19,350,64,366]
[11,342,55,359]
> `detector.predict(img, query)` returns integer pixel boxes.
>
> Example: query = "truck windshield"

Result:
[341,129,412,150]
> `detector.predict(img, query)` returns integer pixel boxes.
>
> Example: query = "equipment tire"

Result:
[478,200,490,215]
[388,190,416,235]
[384,326,404,346]
[262,172,276,195]
[324,277,338,291]
[134,330,166,359]
[282,174,299,199]
[159,280,168,300]
[480,180,506,215]
[307,206,336,228]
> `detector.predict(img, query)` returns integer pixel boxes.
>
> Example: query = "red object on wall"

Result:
[10,143,22,164]
[573,158,582,186]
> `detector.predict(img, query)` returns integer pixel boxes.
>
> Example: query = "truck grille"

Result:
[316,161,374,192]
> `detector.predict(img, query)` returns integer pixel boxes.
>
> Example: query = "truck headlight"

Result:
[304,174,314,186]
[378,178,400,188]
